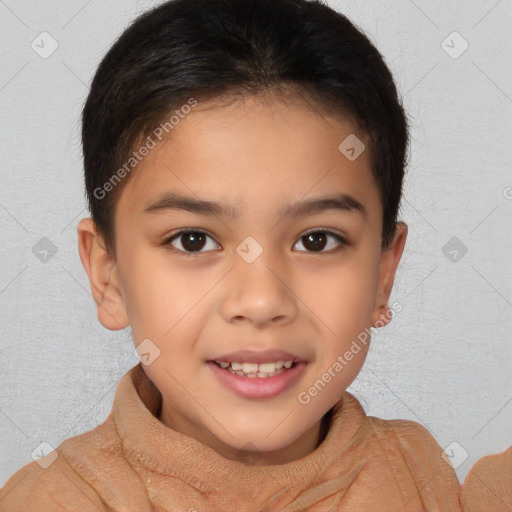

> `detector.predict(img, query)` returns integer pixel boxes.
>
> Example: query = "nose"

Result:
[220,249,298,328]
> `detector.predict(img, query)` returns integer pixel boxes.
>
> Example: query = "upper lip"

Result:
[210,349,306,364]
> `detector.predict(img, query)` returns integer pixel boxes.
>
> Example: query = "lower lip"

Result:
[206,361,307,399]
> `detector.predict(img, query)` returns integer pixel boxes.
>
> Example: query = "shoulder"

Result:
[360,414,462,507]
[460,446,512,512]
[366,415,450,465]
[372,416,462,481]
[0,446,109,511]
[0,414,147,511]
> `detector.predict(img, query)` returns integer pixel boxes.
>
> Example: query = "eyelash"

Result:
[162,228,348,256]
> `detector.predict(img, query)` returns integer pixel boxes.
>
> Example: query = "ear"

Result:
[371,221,408,327]
[77,218,129,330]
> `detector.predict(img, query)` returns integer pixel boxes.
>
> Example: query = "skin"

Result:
[77,92,407,466]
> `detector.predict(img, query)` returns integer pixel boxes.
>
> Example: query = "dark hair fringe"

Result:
[82,0,408,256]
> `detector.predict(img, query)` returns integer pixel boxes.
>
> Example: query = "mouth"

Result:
[209,359,299,378]
[206,359,307,399]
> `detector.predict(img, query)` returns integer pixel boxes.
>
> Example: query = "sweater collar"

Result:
[115,363,366,500]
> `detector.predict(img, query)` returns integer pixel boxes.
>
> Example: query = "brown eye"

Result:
[164,230,220,253]
[294,230,347,253]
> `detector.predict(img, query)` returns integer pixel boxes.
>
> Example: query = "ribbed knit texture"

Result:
[1,363,510,511]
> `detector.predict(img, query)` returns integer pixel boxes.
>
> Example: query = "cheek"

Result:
[119,251,214,340]
[298,257,377,333]
[117,251,175,337]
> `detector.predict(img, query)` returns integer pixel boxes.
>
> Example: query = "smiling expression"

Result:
[78,91,407,465]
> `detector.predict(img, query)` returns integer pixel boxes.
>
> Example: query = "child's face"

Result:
[78,93,407,464]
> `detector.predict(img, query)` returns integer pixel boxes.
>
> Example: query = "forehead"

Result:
[115,93,380,224]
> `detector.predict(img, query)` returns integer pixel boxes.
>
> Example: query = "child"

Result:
[1,0,510,510]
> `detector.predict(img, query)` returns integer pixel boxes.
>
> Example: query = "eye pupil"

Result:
[303,232,327,252]
[182,232,206,252]
[168,229,343,255]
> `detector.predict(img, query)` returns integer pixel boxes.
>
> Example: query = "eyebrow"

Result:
[143,192,366,219]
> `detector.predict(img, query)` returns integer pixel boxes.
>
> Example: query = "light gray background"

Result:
[1,0,511,488]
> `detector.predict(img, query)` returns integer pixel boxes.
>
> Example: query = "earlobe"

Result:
[371,221,408,328]
[77,218,129,331]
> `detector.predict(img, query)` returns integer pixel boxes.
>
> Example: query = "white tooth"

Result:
[258,362,277,373]
[242,362,259,373]
[223,361,295,377]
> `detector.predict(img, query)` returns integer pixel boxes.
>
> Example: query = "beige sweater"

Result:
[1,363,510,511]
